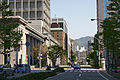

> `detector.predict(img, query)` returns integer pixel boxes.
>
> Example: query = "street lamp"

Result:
[91,18,103,22]
[88,35,102,67]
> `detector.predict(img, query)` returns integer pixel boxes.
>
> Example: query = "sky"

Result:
[51,0,97,40]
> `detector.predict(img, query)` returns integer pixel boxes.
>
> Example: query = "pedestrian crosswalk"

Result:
[65,70,99,73]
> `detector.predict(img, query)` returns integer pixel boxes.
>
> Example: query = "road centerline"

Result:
[97,71,109,80]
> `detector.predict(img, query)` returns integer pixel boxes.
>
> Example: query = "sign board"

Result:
[25,42,30,46]
[14,48,20,51]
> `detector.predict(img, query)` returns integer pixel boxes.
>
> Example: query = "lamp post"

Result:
[89,36,101,66]
[90,18,106,70]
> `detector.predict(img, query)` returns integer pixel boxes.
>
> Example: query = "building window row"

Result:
[9,1,42,9]
[16,11,42,19]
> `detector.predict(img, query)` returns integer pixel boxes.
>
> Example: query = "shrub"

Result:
[0,74,6,80]
[53,67,65,72]
[46,66,51,70]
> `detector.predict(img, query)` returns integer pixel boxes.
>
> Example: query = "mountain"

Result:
[74,36,94,49]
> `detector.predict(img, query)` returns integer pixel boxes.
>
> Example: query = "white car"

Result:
[74,64,81,70]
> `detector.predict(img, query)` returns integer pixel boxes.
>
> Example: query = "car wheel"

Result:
[12,72,15,76]
[3,72,6,77]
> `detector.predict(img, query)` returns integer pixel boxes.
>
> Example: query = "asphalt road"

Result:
[45,70,118,80]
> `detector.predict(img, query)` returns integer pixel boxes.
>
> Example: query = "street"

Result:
[6,65,119,80]
[45,65,118,80]
[45,70,117,80]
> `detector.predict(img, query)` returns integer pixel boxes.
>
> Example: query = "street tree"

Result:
[47,45,63,67]
[0,2,22,64]
[100,0,120,69]
[60,49,68,65]
[70,51,77,65]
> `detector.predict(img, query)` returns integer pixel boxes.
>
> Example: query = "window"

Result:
[2,0,7,2]
[30,2,35,8]
[21,41,22,50]
[58,22,63,28]
[9,3,14,9]
[16,2,21,9]
[23,2,28,8]
[37,1,42,8]
[30,11,35,18]
[23,12,28,18]
[16,12,21,16]
[52,23,57,24]
[37,11,42,19]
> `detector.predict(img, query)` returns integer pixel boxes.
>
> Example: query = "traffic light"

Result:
[89,43,94,45]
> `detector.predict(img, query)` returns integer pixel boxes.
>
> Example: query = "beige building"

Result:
[0,16,59,67]
[0,16,45,67]
[0,0,61,67]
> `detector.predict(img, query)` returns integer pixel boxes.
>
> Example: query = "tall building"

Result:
[51,18,68,64]
[0,0,50,34]
[96,0,113,70]
[51,18,68,50]
[96,0,112,33]
[51,18,68,51]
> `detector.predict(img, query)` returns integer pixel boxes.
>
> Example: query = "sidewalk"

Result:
[107,71,120,80]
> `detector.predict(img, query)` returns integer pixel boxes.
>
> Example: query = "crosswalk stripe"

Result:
[88,71,91,72]
[83,71,86,72]
[92,71,95,72]
[74,70,77,72]
[79,71,82,73]
[65,70,98,73]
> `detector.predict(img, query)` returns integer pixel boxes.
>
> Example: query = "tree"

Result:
[0,2,22,64]
[88,52,98,68]
[47,45,62,67]
[60,49,68,65]
[70,51,77,64]
[100,0,120,69]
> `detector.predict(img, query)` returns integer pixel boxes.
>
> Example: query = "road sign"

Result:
[14,48,20,51]
[25,42,30,46]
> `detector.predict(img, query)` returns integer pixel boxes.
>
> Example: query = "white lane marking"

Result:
[79,74,81,77]
[97,71,100,72]
[97,71,109,80]
[79,71,82,73]
[92,71,95,72]
[76,78,79,80]
[88,71,91,72]
[74,70,77,72]
[83,71,86,72]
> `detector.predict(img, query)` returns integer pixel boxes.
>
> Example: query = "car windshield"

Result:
[0,65,2,68]
[2,65,9,68]
[74,64,80,66]
[18,65,24,67]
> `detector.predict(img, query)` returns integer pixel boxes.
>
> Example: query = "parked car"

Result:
[74,64,81,70]
[0,65,14,77]
[16,64,31,73]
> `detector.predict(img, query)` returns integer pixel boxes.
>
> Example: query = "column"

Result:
[32,37,34,65]
[27,35,31,66]
[28,0,30,20]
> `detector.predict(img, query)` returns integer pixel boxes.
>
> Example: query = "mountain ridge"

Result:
[73,36,94,49]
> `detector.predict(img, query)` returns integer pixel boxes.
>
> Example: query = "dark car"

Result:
[74,64,81,70]
[0,65,14,77]
[16,64,31,73]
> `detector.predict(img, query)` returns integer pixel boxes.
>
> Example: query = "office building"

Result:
[51,18,68,64]
[0,0,50,34]
[51,18,68,50]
